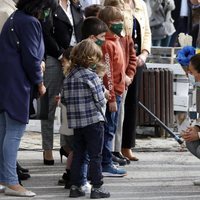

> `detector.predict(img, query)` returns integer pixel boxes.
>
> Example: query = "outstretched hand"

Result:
[181,126,200,142]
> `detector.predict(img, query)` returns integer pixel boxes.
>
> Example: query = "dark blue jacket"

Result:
[0,10,44,123]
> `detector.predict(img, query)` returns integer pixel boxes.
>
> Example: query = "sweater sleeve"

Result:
[125,36,137,79]
[102,44,116,102]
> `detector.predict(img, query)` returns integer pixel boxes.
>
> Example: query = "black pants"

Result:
[70,122,104,188]
[122,66,144,148]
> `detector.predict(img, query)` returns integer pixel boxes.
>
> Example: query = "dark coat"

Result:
[42,1,84,58]
[0,10,44,123]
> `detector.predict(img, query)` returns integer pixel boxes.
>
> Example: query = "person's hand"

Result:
[109,101,117,112]
[125,75,132,89]
[190,0,200,5]
[38,82,46,96]
[137,51,148,67]
[105,89,111,100]
[181,127,199,142]
[40,61,45,72]
[55,95,61,106]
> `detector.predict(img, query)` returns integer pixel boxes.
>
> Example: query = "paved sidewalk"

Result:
[1,151,200,200]
[20,130,185,152]
[0,126,198,200]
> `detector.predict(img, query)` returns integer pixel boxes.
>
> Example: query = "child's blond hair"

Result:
[70,39,103,70]
[98,6,124,27]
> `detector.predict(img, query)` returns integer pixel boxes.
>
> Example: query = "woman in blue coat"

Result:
[0,0,57,197]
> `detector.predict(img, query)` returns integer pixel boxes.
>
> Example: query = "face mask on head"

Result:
[188,73,196,86]
[90,64,97,71]
[40,8,50,21]
[110,23,123,36]
[95,38,104,47]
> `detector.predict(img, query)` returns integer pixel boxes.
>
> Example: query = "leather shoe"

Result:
[121,148,139,161]
[5,187,36,197]
[112,152,130,165]
[112,154,127,166]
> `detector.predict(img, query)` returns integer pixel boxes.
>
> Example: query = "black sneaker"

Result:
[90,186,110,199]
[69,185,85,198]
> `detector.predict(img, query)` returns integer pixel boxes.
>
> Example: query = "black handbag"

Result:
[29,86,49,120]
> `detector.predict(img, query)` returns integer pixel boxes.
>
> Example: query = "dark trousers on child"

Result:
[102,95,122,166]
[70,122,104,188]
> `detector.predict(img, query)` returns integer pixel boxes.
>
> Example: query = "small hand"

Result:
[38,83,46,96]
[40,61,46,72]
[105,89,111,100]
[109,101,117,112]
[125,75,132,88]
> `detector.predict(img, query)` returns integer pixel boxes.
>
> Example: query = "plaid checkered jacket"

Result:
[62,66,106,129]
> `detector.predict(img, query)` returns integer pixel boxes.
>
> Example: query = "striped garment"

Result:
[62,66,106,128]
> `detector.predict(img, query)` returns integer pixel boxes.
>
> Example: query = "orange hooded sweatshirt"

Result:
[102,32,126,103]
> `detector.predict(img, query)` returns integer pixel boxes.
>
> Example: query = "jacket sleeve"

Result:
[126,36,137,80]
[102,44,116,102]
[19,20,43,85]
[87,75,106,108]
[141,1,152,54]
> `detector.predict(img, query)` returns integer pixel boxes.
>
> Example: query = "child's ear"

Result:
[89,35,96,40]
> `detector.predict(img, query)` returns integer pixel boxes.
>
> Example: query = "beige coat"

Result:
[123,0,151,53]
[0,0,16,32]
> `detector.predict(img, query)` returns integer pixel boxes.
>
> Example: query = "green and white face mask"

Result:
[110,23,123,36]
[95,38,104,47]
[40,8,50,21]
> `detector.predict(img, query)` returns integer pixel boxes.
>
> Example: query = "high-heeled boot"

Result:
[17,162,29,173]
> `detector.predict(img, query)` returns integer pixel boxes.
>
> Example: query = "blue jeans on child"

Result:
[70,122,104,187]
[0,112,26,185]
[102,95,122,166]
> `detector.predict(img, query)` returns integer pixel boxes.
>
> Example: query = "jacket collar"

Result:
[54,2,82,26]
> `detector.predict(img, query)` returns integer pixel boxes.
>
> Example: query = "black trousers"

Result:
[122,65,144,148]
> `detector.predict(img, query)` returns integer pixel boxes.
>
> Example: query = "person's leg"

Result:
[152,39,161,46]
[41,56,63,161]
[122,66,144,160]
[186,141,200,159]
[69,128,87,197]
[161,36,172,47]
[186,140,200,186]
[70,129,86,186]
[102,95,122,166]
[85,122,104,187]
[0,112,6,185]
[84,122,110,198]
[114,92,126,153]
[3,112,26,186]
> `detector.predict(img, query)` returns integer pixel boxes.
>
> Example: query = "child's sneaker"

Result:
[81,181,91,193]
[69,185,85,198]
[90,186,110,199]
[102,164,127,177]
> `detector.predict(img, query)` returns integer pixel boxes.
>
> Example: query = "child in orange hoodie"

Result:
[98,6,137,176]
